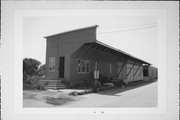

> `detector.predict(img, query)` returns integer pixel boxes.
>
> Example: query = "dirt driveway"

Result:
[23,81,157,107]
[23,90,85,107]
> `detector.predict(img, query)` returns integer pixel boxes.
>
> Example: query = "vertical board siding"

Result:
[46,27,97,81]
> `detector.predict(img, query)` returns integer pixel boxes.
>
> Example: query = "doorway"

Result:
[59,57,65,78]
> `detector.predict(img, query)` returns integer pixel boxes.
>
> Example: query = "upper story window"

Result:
[77,58,89,74]
[49,57,55,72]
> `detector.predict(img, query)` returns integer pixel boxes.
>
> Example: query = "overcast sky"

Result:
[23,10,158,67]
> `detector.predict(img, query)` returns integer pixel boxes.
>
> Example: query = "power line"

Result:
[98,25,157,34]
[102,23,157,29]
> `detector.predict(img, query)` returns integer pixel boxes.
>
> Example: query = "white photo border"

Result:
[14,9,166,115]
[2,1,179,120]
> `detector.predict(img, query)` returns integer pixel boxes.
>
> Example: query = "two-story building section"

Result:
[44,25,155,89]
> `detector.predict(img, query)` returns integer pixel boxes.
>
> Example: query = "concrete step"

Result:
[39,79,66,89]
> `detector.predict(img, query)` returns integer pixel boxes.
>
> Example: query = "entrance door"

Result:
[59,57,65,78]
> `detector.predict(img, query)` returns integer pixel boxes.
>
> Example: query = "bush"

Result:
[90,71,115,88]
[70,80,94,89]
[69,91,78,96]
[23,76,46,90]
[98,74,108,84]
[104,83,114,87]
[98,74,115,85]
[113,79,126,87]
[61,79,70,88]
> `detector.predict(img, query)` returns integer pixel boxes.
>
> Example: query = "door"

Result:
[59,57,65,78]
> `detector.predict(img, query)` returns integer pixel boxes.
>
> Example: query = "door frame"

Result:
[59,56,65,78]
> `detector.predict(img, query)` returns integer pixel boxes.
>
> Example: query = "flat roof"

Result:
[84,40,151,65]
[44,25,98,38]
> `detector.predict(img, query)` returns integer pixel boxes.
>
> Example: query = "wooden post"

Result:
[126,63,135,77]
[133,64,141,76]
[93,61,99,92]
[139,70,143,76]
[116,62,126,78]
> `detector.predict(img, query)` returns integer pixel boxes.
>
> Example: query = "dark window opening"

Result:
[143,69,148,77]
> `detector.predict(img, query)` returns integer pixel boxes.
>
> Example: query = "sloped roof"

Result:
[44,25,98,38]
[84,40,151,65]
[44,25,150,65]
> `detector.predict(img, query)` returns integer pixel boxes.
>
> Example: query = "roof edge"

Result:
[85,40,151,65]
[44,25,99,38]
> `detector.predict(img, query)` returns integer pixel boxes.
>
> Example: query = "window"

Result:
[49,57,55,72]
[143,69,148,76]
[77,58,89,73]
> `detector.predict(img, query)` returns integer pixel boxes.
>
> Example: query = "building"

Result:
[143,65,158,81]
[44,25,154,89]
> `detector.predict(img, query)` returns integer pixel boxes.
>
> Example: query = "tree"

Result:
[38,64,46,77]
[23,58,41,78]
[23,58,47,90]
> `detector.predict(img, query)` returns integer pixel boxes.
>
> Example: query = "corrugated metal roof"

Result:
[84,40,151,65]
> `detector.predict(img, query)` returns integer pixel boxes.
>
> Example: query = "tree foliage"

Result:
[38,64,46,77]
[23,58,41,77]
[23,58,46,90]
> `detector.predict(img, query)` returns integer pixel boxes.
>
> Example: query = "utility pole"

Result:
[94,61,99,92]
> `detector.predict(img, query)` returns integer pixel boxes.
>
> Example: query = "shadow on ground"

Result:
[98,80,157,96]
[45,97,75,106]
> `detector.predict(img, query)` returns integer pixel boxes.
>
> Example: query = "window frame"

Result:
[77,58,90,74]
[49,57,56,72]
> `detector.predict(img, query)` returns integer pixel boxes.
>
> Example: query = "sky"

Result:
[23,10,158,67]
